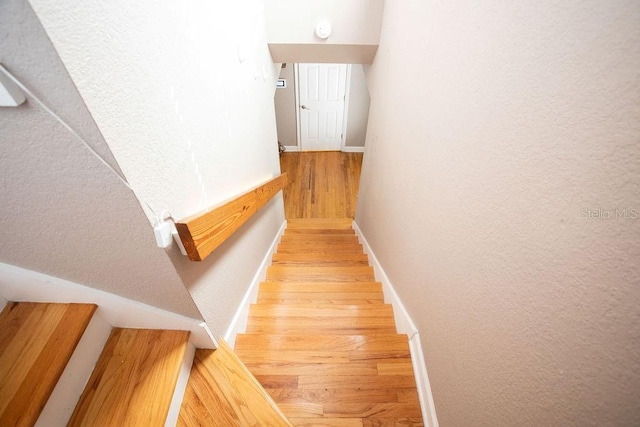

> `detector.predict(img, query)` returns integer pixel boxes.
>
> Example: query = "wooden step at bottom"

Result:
[287,219,353,229]
[178,339,291,426]
[0,302,97,427]
[266,266,375,282]
[69,328,189,426]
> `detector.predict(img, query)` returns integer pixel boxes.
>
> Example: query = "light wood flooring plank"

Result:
[362,417,424,427]
[397,389,420,404]
[69,328,189,426]
[280,234,360,244]
[235,334,409,352]
[249,304,393,318]
[377,362,415,376]
[272,253,369,266]
[237,350,351,365]
[259,282,383,293]
[258,296,384,305]
[246,317,397,334]
[266,388,402,404]
[285,228,355,235]
[245,362,379,377]
[276,243,364,254]
[286,219,354,229]
[266,266,375,282]
[289,418,364,427]
[278,402,324,418]
[298,376,416,390]
[178,340,291,426]
[0,302,96,427]
[323,403,422,419]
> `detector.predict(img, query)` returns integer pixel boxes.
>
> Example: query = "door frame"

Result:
[294,63,352,152]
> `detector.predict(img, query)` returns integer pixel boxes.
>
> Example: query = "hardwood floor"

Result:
[280,151,363,219]
[235,219,423,426]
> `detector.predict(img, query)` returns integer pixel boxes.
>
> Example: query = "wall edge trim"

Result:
[353,221,439,427]
[342,146,365,153]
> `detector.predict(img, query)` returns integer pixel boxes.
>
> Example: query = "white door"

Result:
[297,63,348,151]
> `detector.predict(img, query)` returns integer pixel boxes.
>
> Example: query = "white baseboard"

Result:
[283,145,299,152]
[0,295,7,312]
[353,221,439,427]
[0,262,214,349]
[166,342,196,427]
[341,146,365,153]
[224,220,287,348]
[36,312,112,427]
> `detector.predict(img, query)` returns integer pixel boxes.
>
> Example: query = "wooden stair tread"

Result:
[247,317,397,334]
[69,328,189,426]
[258,295,384,305]
[298,375,416,390]
[272,253,369,266]
[285,228,355,235]
[288,418,365,427]
[235,334,410,351]
[236,349,412,365]
[250,304,394,318]
[266,266,375,282]
[0,302,97,426]
[245,361,413,377]
[276,243,364,253]
[287,219,353,229]
[280,234,359,244]
[260,282,383,293]
[178,339,291,426]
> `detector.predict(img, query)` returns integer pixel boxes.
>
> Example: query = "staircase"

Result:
[0,303,286,426]
[235,219,423,426]
[0,219,423,426]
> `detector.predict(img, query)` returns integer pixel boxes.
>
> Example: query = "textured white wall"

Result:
[356,1,640,425]
[29,0,285,337]
[345,65,370,148]
[0,0,200,319]
[275,64,298,148]
[265,0,384,64]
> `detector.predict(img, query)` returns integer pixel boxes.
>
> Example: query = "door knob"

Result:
[301,105,309,110]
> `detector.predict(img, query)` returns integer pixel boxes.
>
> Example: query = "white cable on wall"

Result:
[0,63,162,225]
